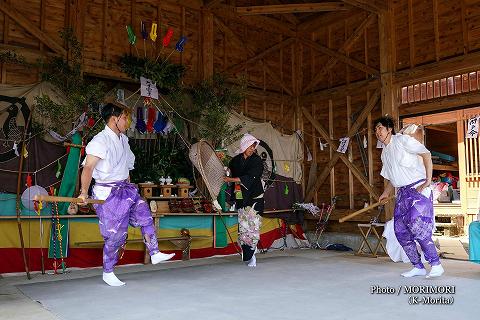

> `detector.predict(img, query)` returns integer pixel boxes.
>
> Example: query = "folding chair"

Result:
[355,205,387,257]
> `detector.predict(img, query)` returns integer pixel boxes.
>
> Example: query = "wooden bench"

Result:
[75,235,210,262]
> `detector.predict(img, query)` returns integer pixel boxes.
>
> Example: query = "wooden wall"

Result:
[2,0,480,231]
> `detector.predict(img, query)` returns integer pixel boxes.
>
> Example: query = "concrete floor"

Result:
[0,249,479,320]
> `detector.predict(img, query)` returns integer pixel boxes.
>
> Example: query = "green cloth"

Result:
[214,183,228,248]
[48,133,82,259]
[0,193,51,216]
[469,221,480,264]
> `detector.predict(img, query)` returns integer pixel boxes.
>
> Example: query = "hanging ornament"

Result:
[13,142,19,157]
[143,96,152,106]
[284,163,290,173]
[140,21,148,40]
[284,183,289,195]
[126,112,132,129]
[146,107,156,133]
[126,25,137,45]
[141,21,148,58]
[80,139,85,157]
[150,23,158,42]
[135,107,147,134]
[55,160,62,178]
[175,36,187,52]
[26,174,32,188]
[34,200,41,214]
[153,111,167,133]
[162,28,174,47]
[22,144,28,158]
[87,116,95,128]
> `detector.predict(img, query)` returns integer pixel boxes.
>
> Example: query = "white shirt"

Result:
[380,134,431,193]
[83,126,135,200]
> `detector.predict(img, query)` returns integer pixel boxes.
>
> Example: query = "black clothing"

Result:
[228,152,264,209]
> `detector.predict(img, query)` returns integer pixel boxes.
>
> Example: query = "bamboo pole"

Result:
[33,195,104,204]
[15,106,34,279]
[339,196,395,223]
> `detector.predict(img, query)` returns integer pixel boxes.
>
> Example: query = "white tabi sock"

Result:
[103,272,125,286]
[247,255,256,267]
[426,264,444,278]
[151,252,175,264]
[401,267,427,278]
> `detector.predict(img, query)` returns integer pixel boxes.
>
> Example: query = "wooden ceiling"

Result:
[204,1,386,26]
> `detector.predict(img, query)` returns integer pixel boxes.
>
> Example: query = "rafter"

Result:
[212,5,296,37]
[301,78,380,103]
[224,37,295,75]
[215,17,294,96]
[297,9,360,32]
[302,13,376,94]
[301,38,379,76]
[235,3,350,15]
[340,0,386,13]
[0,1,66,56]
[204,0,224,8]
[304,89,381,202]
[269,0,299,25]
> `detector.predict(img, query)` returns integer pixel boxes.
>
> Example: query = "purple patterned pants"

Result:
[394,180,440,269]
[93,181,159,272]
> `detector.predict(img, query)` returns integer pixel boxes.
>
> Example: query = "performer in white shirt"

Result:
[79,99,174,286]
[375,116,444,278]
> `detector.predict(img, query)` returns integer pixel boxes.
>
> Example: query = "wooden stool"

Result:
[161,185,172,197]
[356,222,387,257]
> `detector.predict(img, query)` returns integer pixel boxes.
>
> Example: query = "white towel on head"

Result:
[235,133,260,154]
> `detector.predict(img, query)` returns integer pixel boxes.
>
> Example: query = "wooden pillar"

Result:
[378,0,398,219]
[202,10,214,79]
[456,111,467,224]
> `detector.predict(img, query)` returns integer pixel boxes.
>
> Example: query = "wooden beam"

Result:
[102,0,109,62]
[303,100,381,202]
[0,44,54,63]
[269,0,299,25]
[262,60,294,96]
[302,78,380,103]
[204,0,224,8]
[151,0,202,11]
[394,51,480,87]
[297,9,360,32]
[304,89,381,202]
[83,58,134,82]
[378,0,397,220]
[399,91,480,117]
[215,17,294,95]
[212,5,296,37]
[0,1,66,56]
[225,37,295,74]
[461,0,468,54]
[302,13,376,94]
[433,0,439,61]
[301,38,379,76]
[340,0,386,14]
[424,124,456,134]
[235,3,350,15]
[202,10,214,79]
[243,86,293,104]
[408,0,414,68]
